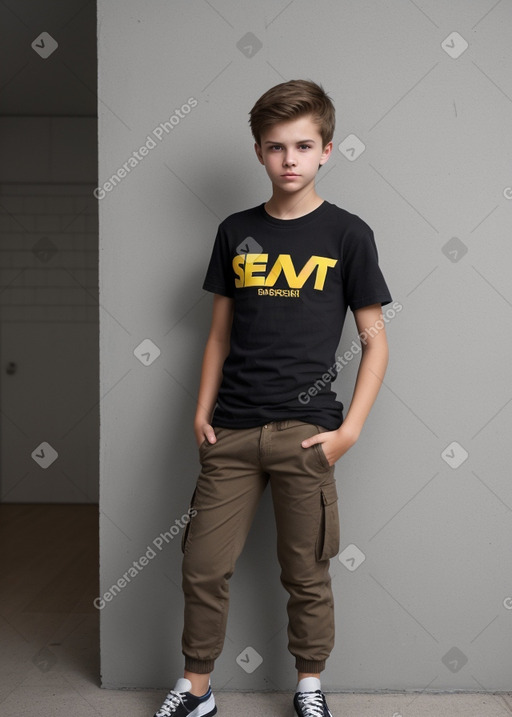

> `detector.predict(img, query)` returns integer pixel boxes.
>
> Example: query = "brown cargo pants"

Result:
[180,419,340,675]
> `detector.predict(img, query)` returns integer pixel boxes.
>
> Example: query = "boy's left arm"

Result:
[301,303,389,466]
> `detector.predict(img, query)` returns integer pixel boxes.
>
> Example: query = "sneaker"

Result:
[293,677,333,717]
[154,677,217,717]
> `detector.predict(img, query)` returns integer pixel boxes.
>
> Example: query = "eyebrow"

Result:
[263,139,316,145]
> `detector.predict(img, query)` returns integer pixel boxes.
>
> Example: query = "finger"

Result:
[204,425,217,444]
[301,435,320,448]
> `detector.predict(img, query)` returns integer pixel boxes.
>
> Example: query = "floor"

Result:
[1,504,511,717]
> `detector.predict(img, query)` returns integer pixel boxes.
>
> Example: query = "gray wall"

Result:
[98,0,512,692]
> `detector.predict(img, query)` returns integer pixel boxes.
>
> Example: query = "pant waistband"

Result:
[262,419,310,431]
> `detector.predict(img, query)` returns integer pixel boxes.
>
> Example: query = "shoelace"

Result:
[155,690,184,716]
[296,690,326,717]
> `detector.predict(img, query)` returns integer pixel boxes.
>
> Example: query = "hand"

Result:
[301,424,360,466]
[194,422,217,448]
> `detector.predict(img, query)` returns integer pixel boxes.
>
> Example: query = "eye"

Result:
[299,144,312,150]
[269,145,282,151]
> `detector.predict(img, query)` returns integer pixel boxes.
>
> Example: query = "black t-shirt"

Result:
[202,200,392,430]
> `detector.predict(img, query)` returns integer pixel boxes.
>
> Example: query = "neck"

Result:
[265,183,324,220]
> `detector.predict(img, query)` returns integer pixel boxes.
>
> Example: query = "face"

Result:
[255,115,332,194]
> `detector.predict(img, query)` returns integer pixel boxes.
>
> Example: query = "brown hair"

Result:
[249,79,335,147]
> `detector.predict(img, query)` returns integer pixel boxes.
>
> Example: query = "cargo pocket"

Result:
[315,481,340,561]
[181,487,197,554]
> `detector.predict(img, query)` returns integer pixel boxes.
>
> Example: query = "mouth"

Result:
[281,173,300,178]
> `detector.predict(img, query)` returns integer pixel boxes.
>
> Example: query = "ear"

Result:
[254,142,265,165]
[319,141,333,166]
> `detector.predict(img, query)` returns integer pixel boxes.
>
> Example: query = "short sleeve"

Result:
[202,223,234,298]
[341,225,392,310]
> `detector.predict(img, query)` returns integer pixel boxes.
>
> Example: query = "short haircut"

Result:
[249,79,335,148]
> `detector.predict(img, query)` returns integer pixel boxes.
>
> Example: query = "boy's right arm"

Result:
[194,293,234,447]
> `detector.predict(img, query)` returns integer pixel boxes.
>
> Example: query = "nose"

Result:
[283,152,296,167]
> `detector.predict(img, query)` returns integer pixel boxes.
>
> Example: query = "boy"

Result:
[155,79,392,717]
